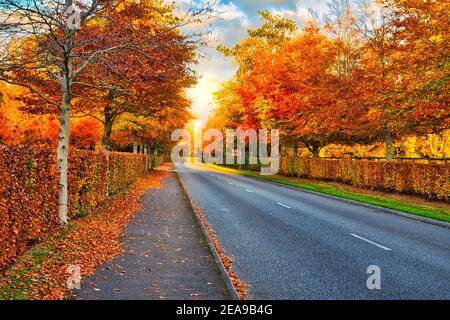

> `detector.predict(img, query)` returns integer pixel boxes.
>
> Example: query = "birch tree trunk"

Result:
[57,5,74,225]
[57,76,72,225]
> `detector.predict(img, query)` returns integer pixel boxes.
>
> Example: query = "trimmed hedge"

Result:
[0,146,148,269]
[280,157,450,202]
[0,147,58,270]
[108,152,148,195]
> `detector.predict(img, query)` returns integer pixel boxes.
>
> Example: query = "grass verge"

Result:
[206,164,450,224]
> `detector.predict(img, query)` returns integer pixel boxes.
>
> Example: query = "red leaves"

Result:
[0,146,58,270]
[280,157,450,201]
[0,170,168,300]
[0,146,149,271]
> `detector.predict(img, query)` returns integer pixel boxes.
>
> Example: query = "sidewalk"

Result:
[75,168,230,300]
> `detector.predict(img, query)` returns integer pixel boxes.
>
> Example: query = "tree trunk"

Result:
[57,2,75,225]
[57,79,71,225]
[385,125,393,161]
[146,147,151,170]
[102,108,114,151]
[304,141,321,158]
[153,149,159,167]
[311,148,320,158]
[133,134,138,154]
[140,142,145,154]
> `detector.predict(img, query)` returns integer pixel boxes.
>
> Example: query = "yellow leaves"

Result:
[280,157,450,201]
[428,34,443,43]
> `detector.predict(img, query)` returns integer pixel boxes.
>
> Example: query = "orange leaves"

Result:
[221,22,376,154]
[280,156,450,202]
[70,120,102,150]
[0,170,168,300]
[213,1,448,159]
[0,146,149,271]
[0,146,58,270]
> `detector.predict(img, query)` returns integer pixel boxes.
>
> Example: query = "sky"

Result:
[176,0,330,122]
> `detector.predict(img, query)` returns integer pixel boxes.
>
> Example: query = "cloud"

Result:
[182,0,331,121]
[216,2,246,21]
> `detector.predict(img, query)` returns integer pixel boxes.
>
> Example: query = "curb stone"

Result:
[175,170,240,300]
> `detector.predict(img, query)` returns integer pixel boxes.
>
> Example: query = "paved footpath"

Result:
[75,170,230,300]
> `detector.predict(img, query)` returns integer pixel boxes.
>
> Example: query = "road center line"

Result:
[350,233,392,251]
[276,202,291,209]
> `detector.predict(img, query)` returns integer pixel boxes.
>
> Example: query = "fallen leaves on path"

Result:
[176,172,248,299]
[0,170,169,300]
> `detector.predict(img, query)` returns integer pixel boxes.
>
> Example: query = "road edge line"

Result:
[206,165,450,230]
[174,170,243,300]
[263,178,450,230]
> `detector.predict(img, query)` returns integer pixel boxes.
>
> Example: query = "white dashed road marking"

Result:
[350,233,392,251]
[276,202,291,209]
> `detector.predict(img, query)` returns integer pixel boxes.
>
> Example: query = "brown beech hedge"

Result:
[0,146,148,269]
[280,157,450,202]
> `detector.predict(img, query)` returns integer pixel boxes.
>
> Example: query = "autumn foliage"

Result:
[0,146,58,269]
[0,170,167,300]
[280,157,450,202]
[211,1,449,159]
[0,146,148,270]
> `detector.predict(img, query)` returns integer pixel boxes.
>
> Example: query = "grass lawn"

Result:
[205,164,450,224]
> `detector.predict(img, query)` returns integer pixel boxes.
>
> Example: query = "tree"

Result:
[70,118,102,150]
[0,0,127,223]
[73,0,198,151]
[0,82,57,146]
[247,10,297,47]
[224,22,374,157]
[112,103,191,157]
[209,80,243,131]
[388,0,449,135]
[353,0,402,160]
[217,10,297,75]
[251,24,341,157]
[323,0,363,80]
[0,0,211,224]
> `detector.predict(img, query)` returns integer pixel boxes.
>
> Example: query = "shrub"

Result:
[0,146,58,269]
[0,146,149,270]
[280,157,450,202]
[108,152,148,195]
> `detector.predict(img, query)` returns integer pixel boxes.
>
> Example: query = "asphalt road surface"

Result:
[176,163,450,300]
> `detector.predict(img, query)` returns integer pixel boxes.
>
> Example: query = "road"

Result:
[176,163,450,300]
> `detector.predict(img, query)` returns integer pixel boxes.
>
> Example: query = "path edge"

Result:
[175,170,240,301]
